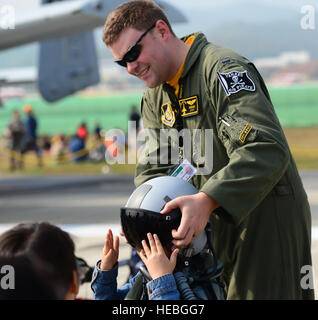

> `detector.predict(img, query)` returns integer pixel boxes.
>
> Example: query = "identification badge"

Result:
[170,159,197,181]
[179,95,199,117]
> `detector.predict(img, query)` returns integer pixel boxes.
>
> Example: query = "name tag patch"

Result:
[239,123,253,143]
[217,70,255,96]
[179,95,199,117]
[161,102,176,127]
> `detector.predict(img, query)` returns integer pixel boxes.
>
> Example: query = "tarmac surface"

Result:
[0,171,317,299]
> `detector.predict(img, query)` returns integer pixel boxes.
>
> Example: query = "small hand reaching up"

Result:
[100,229,119,271]
[137,233,179,280]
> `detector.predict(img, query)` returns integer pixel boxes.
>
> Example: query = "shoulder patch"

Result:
[161,102,176,127]
[217,70,255,96]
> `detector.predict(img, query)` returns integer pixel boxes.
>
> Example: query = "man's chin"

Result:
[143,78,164,89]
[146,83,157,89]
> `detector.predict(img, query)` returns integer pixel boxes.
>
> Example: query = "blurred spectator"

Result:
[6,110,25,171]
[21,104,43,168]
[68,134,87,162]
[41,135,52,154]
[0,255,58,300]
[129,105,141,132]
[77,122,88,141]
[0,222,79,300]
[104,130,126,161]
[94,122,102,139]
[50,134,66,164]
[128,105,141,155]
[88,127,106,163]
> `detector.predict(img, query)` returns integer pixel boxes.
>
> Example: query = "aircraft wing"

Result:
[0,67,36,85]
[0,0,187,50]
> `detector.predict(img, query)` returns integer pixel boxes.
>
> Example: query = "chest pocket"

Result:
[218,114,258,152]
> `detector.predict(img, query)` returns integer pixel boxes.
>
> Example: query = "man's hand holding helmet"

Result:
[161,192,219,248]
[120,176,216,253]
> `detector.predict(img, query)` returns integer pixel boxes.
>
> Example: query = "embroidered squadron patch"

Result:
[239,123,253,143]
[217,70,256,96]
[161,102,176,127]
[179,96,199,117]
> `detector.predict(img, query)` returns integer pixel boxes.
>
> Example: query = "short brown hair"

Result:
[103,0,175,45]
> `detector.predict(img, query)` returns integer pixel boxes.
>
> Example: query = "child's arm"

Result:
[138,233,181,300]
[91,229,135,300]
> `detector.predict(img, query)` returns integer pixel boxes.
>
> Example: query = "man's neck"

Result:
[167,38,191,82]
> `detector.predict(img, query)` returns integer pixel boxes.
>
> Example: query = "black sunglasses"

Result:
[115,24,156,68]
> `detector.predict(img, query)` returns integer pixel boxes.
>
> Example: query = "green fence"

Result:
[269,84,318,128]
[0,93,143,136]
[0,84,317,136]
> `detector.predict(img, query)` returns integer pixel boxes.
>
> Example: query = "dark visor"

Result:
[120,207,181,249]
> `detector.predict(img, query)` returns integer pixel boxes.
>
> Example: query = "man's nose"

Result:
[126,61,138,75]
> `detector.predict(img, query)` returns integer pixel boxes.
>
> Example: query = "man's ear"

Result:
[155,19,171,41]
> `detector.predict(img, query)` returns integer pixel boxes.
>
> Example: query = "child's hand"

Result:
[100,229,119,271]
[137,233,179,280]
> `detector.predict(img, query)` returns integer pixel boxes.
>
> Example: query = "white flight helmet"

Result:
[120,176,207,257]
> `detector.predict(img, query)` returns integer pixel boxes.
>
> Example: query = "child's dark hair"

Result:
[0,222,77,299]
[0,255,58,300]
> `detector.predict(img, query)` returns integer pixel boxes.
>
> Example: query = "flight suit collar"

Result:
[180,32,209,80]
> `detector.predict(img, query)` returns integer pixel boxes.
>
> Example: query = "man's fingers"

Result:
[172,228,194,248]
[160,198,180,214]
[171,217,191,240]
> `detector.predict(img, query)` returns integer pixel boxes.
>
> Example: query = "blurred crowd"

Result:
[1,104,142,171]
[0,106,143,300]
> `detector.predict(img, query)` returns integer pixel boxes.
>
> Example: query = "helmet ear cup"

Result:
[120,208,181,249]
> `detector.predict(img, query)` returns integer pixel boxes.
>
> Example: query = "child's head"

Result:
[0,255,58,300]
[0,222,78,299]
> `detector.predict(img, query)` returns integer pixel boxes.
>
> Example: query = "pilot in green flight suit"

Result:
[103,1,314,299]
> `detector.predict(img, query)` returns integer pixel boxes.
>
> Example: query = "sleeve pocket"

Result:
[218,114,258,149]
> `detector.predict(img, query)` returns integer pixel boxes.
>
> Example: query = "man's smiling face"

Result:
[109,22,172,88]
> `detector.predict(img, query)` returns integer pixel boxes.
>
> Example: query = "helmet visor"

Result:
[120,207,181,249]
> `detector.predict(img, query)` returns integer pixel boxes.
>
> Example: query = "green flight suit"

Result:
[134,32,314,300]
